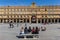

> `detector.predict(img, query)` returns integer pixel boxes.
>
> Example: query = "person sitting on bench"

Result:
[28,26,32,33]
[35,27,40,34]
[20,27,24,34]
[24,27,29,34]
[32,27,35,34]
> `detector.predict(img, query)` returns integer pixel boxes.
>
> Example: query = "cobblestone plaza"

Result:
[0,23,60,40]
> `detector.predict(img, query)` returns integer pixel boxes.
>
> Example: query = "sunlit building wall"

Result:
[0,3,60,23]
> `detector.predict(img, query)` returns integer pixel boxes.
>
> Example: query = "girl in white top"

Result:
[20,27,24,34]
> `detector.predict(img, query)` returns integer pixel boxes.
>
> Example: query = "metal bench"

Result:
[16,34,39,39]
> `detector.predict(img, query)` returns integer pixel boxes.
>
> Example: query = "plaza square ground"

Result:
[0,23,60,40]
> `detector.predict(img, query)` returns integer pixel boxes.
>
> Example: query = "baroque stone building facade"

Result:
[0,3,60,23]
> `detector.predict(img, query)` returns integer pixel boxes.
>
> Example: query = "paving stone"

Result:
[0,23,60,40]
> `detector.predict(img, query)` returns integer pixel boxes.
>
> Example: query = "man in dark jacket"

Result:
[24,27,28,34]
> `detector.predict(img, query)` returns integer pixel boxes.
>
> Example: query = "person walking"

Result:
[9,21,14,28]
[9,22,11,28]
[11,23,14,28]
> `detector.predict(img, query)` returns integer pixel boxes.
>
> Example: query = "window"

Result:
[54,15,56,17]
[12,9,14,11]
[6,12,8,14]
[0,9,4,11]
[40,9,44,11]
[9,9,11,11]
[25,9,27,11]
[16,15,17,18]
[12,12,15,14]
[9,12,11,14]
[12,16,14,18]
[3,16,7,18]
[28,9,31,11]
[9,16,11,18]
[15,9,18,11]
[26,16,28,17]
[1,12,4,14]
[1,9,4,11]
[22,9,24,11]
[19,9,21,11]
[5,9,8,11]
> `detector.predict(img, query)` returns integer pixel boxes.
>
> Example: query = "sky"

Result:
[0,0,60,6]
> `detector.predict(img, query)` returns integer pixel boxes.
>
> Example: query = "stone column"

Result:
[19,19,20,23]
[57,19,59,23]
[40,19,42,23]
[16,19,17,23]
[13,19,14,23]
[29,16,31,23]
[50,19,52,23]
[47,19,48,23]
[44,19,45,23]
[54,19,55,23]
[30,18,31,23]
[6,19,7,23]
[23,19,24,23]
[3,19,4,23]
[37,19,38,23]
